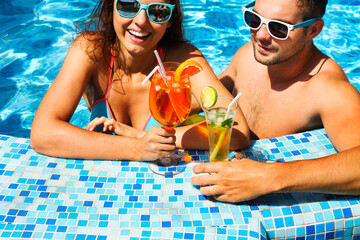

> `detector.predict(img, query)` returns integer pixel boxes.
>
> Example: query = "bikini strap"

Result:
[105,54,115,119]
[105,54,114,98]
[156,46,163,65]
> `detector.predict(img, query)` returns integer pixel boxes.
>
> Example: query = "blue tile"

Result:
[36,179,46,185]
[57,226,67,232]
[210,207,219,213]
[141,215,150,221]
[39,192,50,198]
[46,219,56,225]
[285,217,295,227]
[184,233,194,239]
[162,221,171,227]
[342,208,353,218]
[37,185,48,191]
[270,148,280,154]
[7,209,18,215]
[5,216,16,223]
[8,183,18,189]
[291,150,301,156]
[306,225,315,235]
[94,183,103,188]
[174,190,183,195]
[275,218,285,228]
[21,232,33,238]
[103,202,113,207]
[79,176,88,181]
[149,196,158,202]
[50,174,60,180]
[129,196,138,202]
[47,163,57,168]
[57,206,67,212]
[269,138,279,143]
[325,232,335,239]
[333,209,343,219]
[24,224,35,231]
[18,210,28,217]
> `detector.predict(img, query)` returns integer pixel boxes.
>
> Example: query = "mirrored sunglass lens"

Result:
[268,22,288,39]
[117,0,140,17]
[148,4,171,22]
[244,11,261,28]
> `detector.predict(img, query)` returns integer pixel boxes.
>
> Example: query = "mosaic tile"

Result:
[0,129,359,239]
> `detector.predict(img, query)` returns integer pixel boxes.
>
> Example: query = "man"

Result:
[191,0,360,202]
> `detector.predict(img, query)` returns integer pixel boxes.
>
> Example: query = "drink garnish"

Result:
[174,60,203,82]
[201,86,218,108]
[221,118,233,128]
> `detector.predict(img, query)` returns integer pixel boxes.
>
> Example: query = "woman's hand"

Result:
[86,117,145,138]
[86,117,176,161]
[136,126,176,161]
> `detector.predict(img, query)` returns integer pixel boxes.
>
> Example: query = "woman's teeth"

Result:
[128,30,150,38]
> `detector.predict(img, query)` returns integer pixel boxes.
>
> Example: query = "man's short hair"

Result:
[296,0,328,20]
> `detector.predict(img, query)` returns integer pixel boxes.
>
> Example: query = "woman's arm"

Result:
[30,36,176,161]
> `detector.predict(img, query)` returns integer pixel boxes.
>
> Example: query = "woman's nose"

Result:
[133,9,150,25]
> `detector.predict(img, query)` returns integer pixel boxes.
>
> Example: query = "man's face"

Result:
[250,0,309,66]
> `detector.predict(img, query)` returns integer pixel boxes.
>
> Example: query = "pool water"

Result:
[0,0,359,138]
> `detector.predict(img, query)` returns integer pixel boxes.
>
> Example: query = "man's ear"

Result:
[307,19,324,40]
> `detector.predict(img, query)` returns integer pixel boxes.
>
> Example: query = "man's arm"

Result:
[191,144,360,203]
[315,72,360,151]
[191,56,360,203]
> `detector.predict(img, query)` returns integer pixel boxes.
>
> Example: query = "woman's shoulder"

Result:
[164,42,203,62]
[71,33,110,63]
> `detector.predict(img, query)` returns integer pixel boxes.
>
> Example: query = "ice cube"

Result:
[207,111,216,121]
[216,117,224,124]
[217,108,226,114]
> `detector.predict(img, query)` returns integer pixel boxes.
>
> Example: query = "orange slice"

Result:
[174,60,203,82]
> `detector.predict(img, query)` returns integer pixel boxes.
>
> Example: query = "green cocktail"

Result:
[204,96,238,162]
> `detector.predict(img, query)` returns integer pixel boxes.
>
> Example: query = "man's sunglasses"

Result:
[115,0,175,24]
[242,1,321,40]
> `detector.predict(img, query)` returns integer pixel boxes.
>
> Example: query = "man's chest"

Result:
[235,79,322,139]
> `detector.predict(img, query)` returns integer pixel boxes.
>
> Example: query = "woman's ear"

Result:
[307,19,324,40]
[167,21,172,28]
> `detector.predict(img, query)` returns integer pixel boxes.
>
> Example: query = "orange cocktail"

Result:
[149,62,191,128]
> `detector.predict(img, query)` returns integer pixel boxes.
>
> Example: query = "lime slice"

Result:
[201,86,218,108]
[182,114,206,126]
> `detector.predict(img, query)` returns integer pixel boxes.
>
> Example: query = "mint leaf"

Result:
[221,118,233,128]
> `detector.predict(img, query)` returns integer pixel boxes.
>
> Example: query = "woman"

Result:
[30,0,249,161]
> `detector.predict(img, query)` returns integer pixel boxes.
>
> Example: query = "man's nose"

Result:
[255,23,272,41]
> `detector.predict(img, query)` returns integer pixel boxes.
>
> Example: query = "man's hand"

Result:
[191,158,276,202]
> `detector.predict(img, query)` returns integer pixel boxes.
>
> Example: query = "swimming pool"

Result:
[0,0,359,138]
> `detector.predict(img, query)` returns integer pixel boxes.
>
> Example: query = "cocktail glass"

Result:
[204,96,238,162]
[148,62,191,176]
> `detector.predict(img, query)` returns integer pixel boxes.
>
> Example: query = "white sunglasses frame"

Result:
[242,1,321,40]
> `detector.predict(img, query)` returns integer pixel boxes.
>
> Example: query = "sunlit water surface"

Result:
[0,0,359,137]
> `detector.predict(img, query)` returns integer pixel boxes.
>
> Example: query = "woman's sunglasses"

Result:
[242,1,321,40]
[115,0,175,24]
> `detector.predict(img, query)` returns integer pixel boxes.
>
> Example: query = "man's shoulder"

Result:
[232,41,253,60]
[310,54,349,88]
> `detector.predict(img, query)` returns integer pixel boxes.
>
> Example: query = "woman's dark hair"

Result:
[296,0,328,20]
[76,0,186,64]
